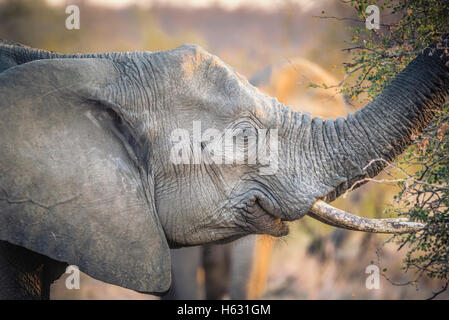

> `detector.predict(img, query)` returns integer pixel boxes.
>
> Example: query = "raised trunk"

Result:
[321,38,449,202]
[298,37,449,233]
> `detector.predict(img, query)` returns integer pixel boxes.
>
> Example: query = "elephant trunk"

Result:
[336,40,449,186]
[305,35,449,233]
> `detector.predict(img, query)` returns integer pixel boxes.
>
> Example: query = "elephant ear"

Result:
[0,58,171,294]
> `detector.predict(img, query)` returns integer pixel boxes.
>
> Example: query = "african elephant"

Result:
[0,41,276,300]
[0,37,447,299]
[166,57,354,300]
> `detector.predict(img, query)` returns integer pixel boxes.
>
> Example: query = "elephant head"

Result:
[0,37,448,294]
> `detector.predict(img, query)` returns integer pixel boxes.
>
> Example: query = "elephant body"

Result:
[0,38,448,299]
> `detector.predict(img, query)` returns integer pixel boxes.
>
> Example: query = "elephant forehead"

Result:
[163,45,248,95]
[171,44,226,75]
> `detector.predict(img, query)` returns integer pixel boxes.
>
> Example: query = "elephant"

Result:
[164,235,274,299]
[165,57,354,300]
[0,36,447,299]
[0,41,276,300]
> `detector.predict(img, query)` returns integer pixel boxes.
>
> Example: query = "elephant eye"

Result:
[232,119,259,135]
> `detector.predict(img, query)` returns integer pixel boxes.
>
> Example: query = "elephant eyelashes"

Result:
[105,107,124,127]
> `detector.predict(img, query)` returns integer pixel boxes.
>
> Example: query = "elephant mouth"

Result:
[236,191,289,237]
[256,200,289,237]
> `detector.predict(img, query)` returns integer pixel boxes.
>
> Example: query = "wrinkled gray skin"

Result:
[165,65,352,301]
[165,68,285,301]
[0,38,448,299]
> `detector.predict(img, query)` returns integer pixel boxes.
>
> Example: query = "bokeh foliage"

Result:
[0,0,206,53]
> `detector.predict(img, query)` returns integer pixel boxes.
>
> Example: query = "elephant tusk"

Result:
[308,200,425,234]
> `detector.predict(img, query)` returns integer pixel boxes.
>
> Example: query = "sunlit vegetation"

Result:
[336,0,449,298]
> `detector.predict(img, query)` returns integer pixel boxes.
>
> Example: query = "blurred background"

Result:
[1,0,447,299]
